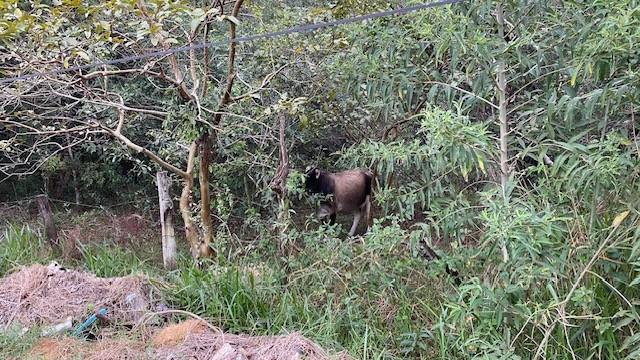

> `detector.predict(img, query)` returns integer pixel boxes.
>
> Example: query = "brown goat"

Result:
[304,167,373,236]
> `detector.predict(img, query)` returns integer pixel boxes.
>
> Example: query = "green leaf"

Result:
[477,154,485,173]
[190,8,206,33]
[570,63,581,86]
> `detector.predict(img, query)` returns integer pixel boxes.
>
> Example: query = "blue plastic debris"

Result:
[73,308,108,337]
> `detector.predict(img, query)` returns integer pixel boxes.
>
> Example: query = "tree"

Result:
[0,0,271,260]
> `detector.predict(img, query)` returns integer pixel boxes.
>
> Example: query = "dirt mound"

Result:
[0,263,149,327]
[28,338,80,360]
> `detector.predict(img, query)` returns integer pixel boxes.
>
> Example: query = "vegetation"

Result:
[1,0,639,359]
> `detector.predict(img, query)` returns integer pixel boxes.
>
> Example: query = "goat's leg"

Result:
[363,196,372,231]
[330,213,336,225]
[348,211,362,236]
[317,204,333,223]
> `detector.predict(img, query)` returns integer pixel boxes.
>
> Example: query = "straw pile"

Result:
[1,264,352,360]
[24,319,351,360]
[0,263,149,327]
[28,337,146,360]
[154,320,337,359]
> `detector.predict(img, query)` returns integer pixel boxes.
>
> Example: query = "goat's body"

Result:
[305,168,373,236]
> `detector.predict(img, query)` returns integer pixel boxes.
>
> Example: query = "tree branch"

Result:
[100,124,188,178]
[212,0,245,126]
[424,81,499,109]
[51,90,167,117]
[231,62,291,102]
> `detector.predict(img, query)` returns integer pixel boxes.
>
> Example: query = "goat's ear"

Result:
[314,168,321,179]
[304,165,316,176]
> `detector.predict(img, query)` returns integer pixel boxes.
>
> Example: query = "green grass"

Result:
[160,223,453,358]
[0,225,51,277]
[77,241,154,277]
[0,325,43,359]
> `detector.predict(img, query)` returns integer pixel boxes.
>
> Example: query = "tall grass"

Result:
[5,192,637,359]
[78,241,153,277]
[0,224,51,277]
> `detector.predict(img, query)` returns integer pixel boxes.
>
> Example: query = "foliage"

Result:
[1,0,639,359]
[338,105,491,219]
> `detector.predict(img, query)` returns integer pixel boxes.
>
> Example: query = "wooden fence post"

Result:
[36,194,58,248]
[156,171,177,270]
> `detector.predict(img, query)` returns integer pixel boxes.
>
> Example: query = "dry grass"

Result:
[0,263,150,327]
[23,323,349,360]
[151,319,207,347]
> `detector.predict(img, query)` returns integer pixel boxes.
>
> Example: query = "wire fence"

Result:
[0,0,462,85]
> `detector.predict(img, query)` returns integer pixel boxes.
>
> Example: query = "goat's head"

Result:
[304,165,323,194]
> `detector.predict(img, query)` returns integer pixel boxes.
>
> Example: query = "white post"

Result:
[157,171,177,269]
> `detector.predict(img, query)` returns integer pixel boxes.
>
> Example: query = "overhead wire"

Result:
[0,0,462,85]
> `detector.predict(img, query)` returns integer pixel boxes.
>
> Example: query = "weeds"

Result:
[77,241,152,277]
[0,225,50,277]
[0,222,455,358]
[1,167,639,359]
[0,325,43,359]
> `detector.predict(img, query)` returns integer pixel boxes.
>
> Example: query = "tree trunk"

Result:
[156,171,177,270]
[36,195,58,248]
[269,113,291,251]
[180,177,200,260]
[198,135,214,258]
[496,2,509,263]
[191,0,243,259]
[179,143,201,260]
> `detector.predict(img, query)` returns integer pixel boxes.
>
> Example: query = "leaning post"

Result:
[156,171,177,270]
[36,194,59,248]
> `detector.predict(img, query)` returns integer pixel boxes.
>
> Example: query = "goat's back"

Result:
[330,170,372,213]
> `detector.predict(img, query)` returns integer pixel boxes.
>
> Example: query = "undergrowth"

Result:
[2,135,639,360]
[0,225,50,277]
